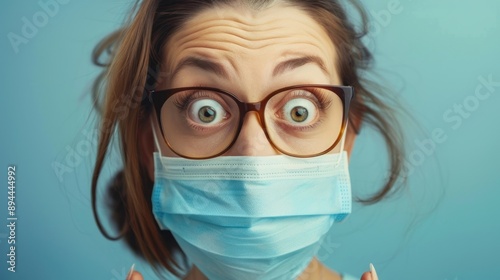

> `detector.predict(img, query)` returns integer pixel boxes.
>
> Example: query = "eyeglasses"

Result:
[149,85,354,159]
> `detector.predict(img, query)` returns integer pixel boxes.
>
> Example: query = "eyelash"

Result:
[172,84,214,111]
[173,86,333,115]
[294,88,333,111]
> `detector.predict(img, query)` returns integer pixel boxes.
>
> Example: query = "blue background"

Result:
[1,0,499,279]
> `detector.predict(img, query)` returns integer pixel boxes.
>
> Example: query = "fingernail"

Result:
[127,263,136,280]
[369,263,379,280]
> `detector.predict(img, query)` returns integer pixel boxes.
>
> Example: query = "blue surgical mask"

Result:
[151,151,352,280]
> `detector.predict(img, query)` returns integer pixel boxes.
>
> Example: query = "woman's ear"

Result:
[138,117,155,182]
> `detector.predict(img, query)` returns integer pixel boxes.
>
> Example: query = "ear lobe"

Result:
[138,119,155,181]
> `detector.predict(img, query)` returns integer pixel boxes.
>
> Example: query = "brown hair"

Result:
[91,0,406,276]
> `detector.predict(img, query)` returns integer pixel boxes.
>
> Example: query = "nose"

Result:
[224,111,278,156]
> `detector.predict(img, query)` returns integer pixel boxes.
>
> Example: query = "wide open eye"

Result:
[189,99,227,125]
[281,98,318,126]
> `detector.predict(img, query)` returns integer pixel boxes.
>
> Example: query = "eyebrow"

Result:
[272,55,329,77]
[172,57,229,79]
[171,55,329,80]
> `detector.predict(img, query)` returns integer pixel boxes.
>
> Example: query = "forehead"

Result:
[163,3,339,87]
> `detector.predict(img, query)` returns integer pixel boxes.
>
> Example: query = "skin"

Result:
[135,3,376,280]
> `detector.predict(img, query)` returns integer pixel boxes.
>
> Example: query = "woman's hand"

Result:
[125,263,379,280]
[360,263,379,280]
[128,271,143,280]
[126,264,143,280]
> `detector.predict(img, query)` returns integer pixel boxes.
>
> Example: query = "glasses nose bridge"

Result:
[242,102,262,113]
[240,101,265,124]
[238,101,267,131]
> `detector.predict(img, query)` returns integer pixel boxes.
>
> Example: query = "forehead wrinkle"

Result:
[176,38,306,52]
[164,4,339,85]
[192,17,285,32]
[177,33,287,49]
[167,38,336,81]
[174,17,277,38]
[173,28,333,54]
[170,11,332,48]
[173,24,293,46]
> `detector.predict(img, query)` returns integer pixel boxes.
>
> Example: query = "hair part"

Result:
[91,0,407,277]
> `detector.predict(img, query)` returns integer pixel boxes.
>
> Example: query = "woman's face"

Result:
[154,3,343,158]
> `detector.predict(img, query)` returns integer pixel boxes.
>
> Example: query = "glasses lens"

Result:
[264,87,344,156]
[160,89,240,158]
[157,86,346,158]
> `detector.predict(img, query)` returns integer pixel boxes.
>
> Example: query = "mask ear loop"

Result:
[334,122,349,166]
[150,116,163,157]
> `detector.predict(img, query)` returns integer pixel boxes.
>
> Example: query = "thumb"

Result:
[360,263,379,280]
[126,264,143,280]
[128,271,144,280]
[360,271,372,280]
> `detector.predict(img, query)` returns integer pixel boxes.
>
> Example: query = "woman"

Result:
[91,0,405,279]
